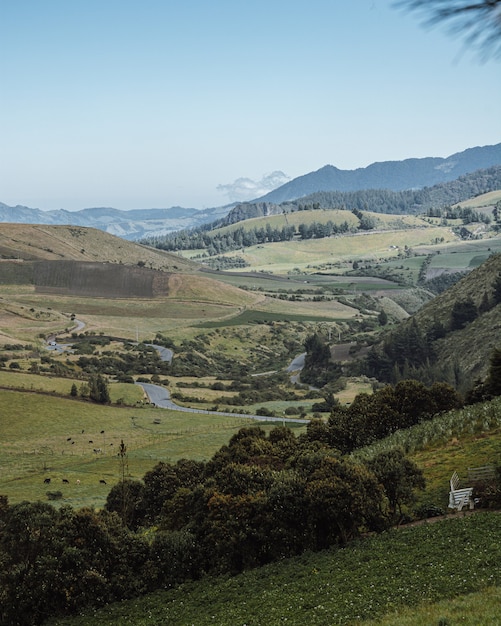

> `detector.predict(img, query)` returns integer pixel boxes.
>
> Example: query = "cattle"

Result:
[43,478,51,484]
[66,437,72,441]
[99,479,107,485]
[76,479,80,485]
[88,440,93,443]
[62,478,69,484]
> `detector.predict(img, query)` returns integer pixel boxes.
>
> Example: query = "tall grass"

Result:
[352,396,501,461]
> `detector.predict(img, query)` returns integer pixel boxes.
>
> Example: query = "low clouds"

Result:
[217,171,290,202]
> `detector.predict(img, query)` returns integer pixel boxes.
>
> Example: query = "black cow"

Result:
[99,479,107,484]
[43,478,51,484]
[62,478,69,484]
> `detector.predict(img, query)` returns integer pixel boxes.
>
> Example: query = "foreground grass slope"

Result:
[47,512,501,626]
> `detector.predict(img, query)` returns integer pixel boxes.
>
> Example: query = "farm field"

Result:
[192,227,457,274]
[0,388,303,508]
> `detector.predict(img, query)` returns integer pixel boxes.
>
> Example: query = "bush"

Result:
[414,502,445,519]
[46,491,62,500]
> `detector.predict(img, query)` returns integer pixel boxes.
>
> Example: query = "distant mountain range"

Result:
[254,143,501,204]
[0,203,232,241]
[1,143,500,240]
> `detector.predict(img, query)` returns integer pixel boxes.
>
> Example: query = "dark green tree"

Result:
[88,374,110,404]
[367,448,426,518]
[486,346,501,397]
[450,297,477,330]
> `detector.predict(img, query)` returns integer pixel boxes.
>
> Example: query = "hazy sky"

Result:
[1,0,500,211]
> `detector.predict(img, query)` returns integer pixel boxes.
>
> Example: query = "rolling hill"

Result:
[0,224,197,271]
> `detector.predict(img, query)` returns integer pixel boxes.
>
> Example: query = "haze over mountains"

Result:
[1,143,500,240]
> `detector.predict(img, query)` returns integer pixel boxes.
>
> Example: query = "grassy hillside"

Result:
[47,512,501,626]
[0,223,197,271]
[455,189,501,208]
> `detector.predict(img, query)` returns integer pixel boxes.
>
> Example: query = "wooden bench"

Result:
[448,471,474,511]
[467,465,496,484]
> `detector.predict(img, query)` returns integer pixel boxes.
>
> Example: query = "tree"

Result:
[304,456,387,548]
[398,0,501,59]
[378,309,388,326]
[450,297,477,330]
[88,373,110,404]
[367,449,426,519]
[486,346,501,397]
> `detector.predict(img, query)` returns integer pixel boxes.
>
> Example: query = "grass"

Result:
[0,388,300,508]
[0,370,144,404]
[47,512,501,626]
[217,227,456,274]
[353,396,501,509]
[197,308,346,327]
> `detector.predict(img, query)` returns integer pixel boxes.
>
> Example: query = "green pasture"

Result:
[456,189,501,208]
[0,369,144,404]
[0,389,295,508]
[429,250,495,270]
[195,209,427,239]
[417,236,501,257]
[48,513,501,626]
[208,271,401,293]
[197,308,346,328]
[229,227,456,273]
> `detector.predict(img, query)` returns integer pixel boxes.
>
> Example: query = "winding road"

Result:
[135,381,309,424]
[45,328,308,424]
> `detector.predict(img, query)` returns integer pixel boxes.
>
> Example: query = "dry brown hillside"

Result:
[0,223,197,271]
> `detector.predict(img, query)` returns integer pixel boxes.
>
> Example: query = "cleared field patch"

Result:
[455,189,501,208]
[0,370,144,404]
[0,281,263,341]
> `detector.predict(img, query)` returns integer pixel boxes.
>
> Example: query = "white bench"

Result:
[448,471,474,511]
[467,465,496,483]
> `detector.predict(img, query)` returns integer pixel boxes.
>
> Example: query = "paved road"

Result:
[147,344,173,363]
[135,382,309,424]
[287,352,305,372]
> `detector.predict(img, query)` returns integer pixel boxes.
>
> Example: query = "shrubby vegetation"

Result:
[0,407,433,624]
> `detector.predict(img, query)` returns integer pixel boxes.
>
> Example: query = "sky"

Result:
[1,0,500,211]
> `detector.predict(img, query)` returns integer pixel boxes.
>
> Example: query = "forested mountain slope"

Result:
[223,166,501,225]
[366,253,501,389]
[254,143,501,203]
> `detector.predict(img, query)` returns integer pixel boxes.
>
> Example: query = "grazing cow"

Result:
[100,430,105,434]
[62,478,69,484]
[99,479,107,484]
[44,478,51,484]
[88,440,93,443]
[76,479,80,485]
[67,437,72,441]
